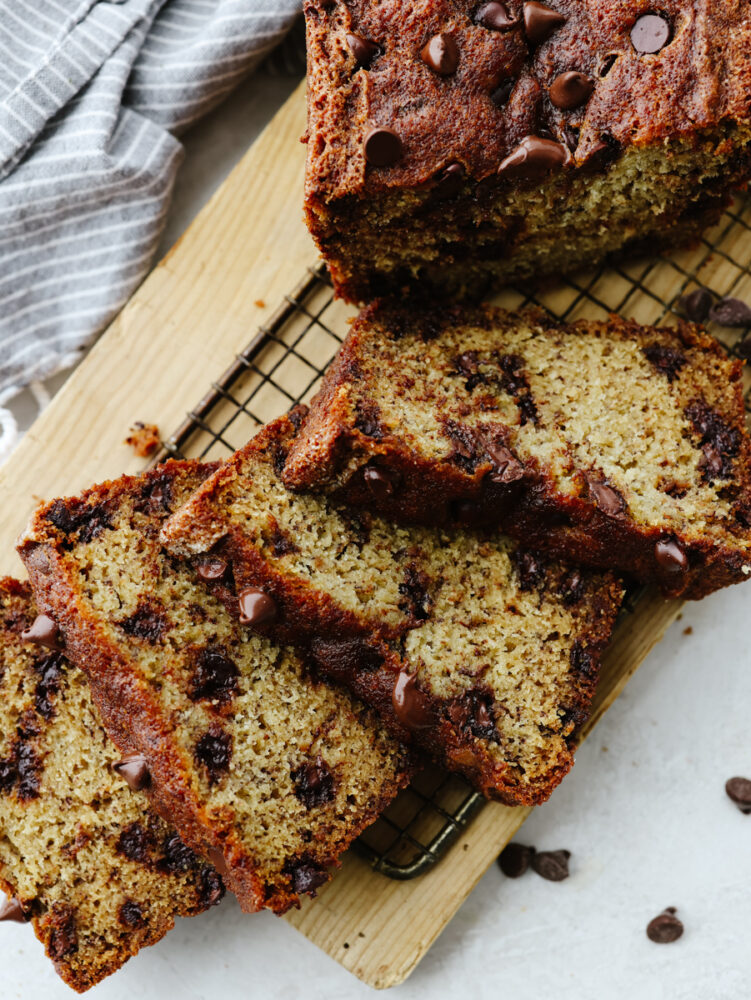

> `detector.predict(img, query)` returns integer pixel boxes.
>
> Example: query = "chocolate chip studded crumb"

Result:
[531,849,570,881]
[498,842,535,878]
[646,908,684,943]
[125,422,161,458]
[725,776,751,814]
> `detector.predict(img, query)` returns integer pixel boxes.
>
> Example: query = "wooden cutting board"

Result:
[0,80,687,988]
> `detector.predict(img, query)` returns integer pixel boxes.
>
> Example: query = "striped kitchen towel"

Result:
[0,0,301,414]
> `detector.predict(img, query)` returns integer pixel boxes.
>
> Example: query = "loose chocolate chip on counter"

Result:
[474,2,518,31]
[709,297,751,328]
[498,843,535,878]
[678,288,713,323]
[725,776,751,814]
[654,537,688,576]
[392,671,433,731]
[523,2,566,44]
[531,849,570,881]
[292,756,336,809]
[490,78,515,108]
[586,477,625,516]
[549,71,594,110]
[646,908,684,943]
[499,135,571,178]
[346,33,380,68]
[486,442,525,484]
[631,13,671,54]
[364,127,403,167]
[0,897,28,923]
[434,162,466,199]
[238,587,278,627]
[420,33,459,76]
[736,335,751,360]
[113,754,151,792]
[195,555,228,581]
[21,614,63,651]
[363,464,400,500]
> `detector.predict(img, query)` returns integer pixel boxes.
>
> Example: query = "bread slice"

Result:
[17,462,413,916]
[0,578,222,993]
[160,416,623,806]
[282,304,751,600]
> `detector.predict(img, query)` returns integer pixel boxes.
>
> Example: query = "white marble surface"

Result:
[2,74,750,1000]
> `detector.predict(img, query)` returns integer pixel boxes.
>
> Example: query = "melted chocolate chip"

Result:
[195,731,232,784]
[118,900,146,928]
[434,162,465,200]
[486,442,525,484]
[549,71,593,110]
[499,135,570,178]
[0,897,28,923]
[364,127,402,167]
[559,569,585,607]
[642,344,688,381]
[190,647,240,705]
[113,754,151,792]
[631,13,671,54]
[678,288,713,323]
[238,588,278,627]
[47,904,78,959]
[570,641,596,678]
[0,741,42,801]
[531,849,570,881]
[134,473,173,515]
[447,689,499,742]
[725,776,751,814]
[420,33,459,75]
[512,549,546,592]
[586,477,625,516]
[444,421,481,474]
[21,614,63,651]
[654,538,688,576]
[523,1,566,44]
[346,33,380,68]
[452,351,489,391]
[46,499,113,546]
[474,2,518,31]
[31,652,65,720]
[363,464,400,500]
[160,833,198,874]
[116,822,153,863]
[491,79,515,108]
[497,354,538,425]
[647,908,683,943]
[354,400,386,439]
[709,297,751,328]
[118,605,168,643]
[284,857,329,897]
[392,671,433,731]
[200,867,225,907]
[269,524,298,557]
[292,757,336,809]
[398,566,432,621]
[498,843,535,878]
[684,400,740,481]
[195,555,228,581]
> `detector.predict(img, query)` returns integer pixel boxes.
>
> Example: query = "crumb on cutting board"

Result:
[125,422,160,457]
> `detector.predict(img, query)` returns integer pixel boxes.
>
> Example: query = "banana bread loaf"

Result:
[160,416,623,805]
[283,304,751,600]
[0,578,222,993]
[18,462,413,916]
[304,0,751,301]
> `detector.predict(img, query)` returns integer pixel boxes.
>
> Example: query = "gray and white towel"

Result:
[0,0,302,444]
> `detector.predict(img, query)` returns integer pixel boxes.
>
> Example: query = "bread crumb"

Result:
[683,626,693,635]
[125,422,160,458]
[254,299,266,309]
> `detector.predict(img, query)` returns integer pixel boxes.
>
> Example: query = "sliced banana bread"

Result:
[283,305,751,599]
[0,578,222,993]
[17,463,413,916]
[160,416,623,806]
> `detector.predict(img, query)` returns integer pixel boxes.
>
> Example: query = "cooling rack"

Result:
[155,192,751,880]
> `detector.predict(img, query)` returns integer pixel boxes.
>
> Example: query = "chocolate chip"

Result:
[523,2,566,44]
[292,756,336,809]
[491,78,515,108]
[499,135,571,178]
[474,2,518,31]
[420,33,459,76]
[199,867,225,907]
[498,843,535,878]
[364,127,402,167]
[570,641,596,678]
[486,442,525,484]
[47,904,78,959]
[116,821,154,863]
[46,499,113,546]
[113,754,151,792]
[206,847,229,878]
[447,689,499,742]
[195,730,232,784]
[512,549,546,591]
[642,344,688,382]
[434,162,465,200]
[709,297,751,328]
[647,908,683,943]
[159,833,198,874]
[392,671,433,731]
[118,605,167,643]
[363,464,400,500]
[631,13,671,54]
[238,588,278,627]
[678,288,713,323]
[684,399,740,481]
[737,335,751,360]
[284,857,330,896]
[0,741,42,801]
[559,569,584,606]
[118,900,146,929]
[725,776,751,814]
[654,538,688,576]
[531,849,570,881]
[586,477,625,516]
[190,647,240,704]
[398,566,432,621]
[21,614,63,651]
[549,71,593,110]
[33,652,66,720]
[346,33,380,68]
[195,555,228,581]
[0,897,28,923]
[354,399,386,438]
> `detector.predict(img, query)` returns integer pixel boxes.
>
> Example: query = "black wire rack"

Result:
[155,193,751,880]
